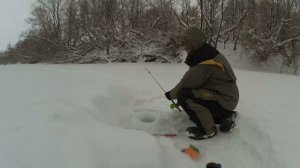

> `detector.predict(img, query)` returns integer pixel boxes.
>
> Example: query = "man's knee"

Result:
[177,88,193,103]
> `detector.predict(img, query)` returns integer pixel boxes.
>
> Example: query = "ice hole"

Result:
[138,113,156,123]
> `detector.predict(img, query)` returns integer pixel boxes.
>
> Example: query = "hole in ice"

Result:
[138,113,156,123]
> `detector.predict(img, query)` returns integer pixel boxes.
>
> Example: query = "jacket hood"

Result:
[181,27,207,51]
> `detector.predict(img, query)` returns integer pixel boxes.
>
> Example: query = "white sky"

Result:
[0,0,36,52]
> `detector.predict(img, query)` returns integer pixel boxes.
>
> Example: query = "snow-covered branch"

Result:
[151,16,163,29]
[215,8,248,38]
[171,6,188,29]
[277,37,300,47]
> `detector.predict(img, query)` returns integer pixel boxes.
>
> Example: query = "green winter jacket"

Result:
[169,48,239,111]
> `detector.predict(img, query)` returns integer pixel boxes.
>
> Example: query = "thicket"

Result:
[1,0,299,73]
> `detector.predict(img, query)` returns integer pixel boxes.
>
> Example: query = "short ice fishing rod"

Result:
[145,68,182,112]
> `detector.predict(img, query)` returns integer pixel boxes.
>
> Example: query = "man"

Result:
[165,27,239,140]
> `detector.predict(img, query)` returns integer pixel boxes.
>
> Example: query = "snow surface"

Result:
[218,43,299,75]
[0,63,300,168]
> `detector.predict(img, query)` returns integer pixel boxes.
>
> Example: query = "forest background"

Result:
[0,0,299,73]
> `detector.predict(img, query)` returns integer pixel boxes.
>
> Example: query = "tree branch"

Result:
[171,6,188,29]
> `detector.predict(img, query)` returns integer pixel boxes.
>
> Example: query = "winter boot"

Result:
[219,111,239,133]
[186,126,217,140]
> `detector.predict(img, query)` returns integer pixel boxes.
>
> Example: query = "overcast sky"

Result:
[0,0,36,52]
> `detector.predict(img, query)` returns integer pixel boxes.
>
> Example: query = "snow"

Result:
[218,43,299,75]
[0,63,300,168]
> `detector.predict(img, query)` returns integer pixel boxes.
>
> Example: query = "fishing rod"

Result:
[145,68,182,112]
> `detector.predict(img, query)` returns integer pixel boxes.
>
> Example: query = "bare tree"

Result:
[63,0,80,47]
[28,0,64,46]
[239,0,299,73]
[215,0,224,48]
[1,0,299,72]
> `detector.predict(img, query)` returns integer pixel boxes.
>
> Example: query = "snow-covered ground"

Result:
[1,63,300,168]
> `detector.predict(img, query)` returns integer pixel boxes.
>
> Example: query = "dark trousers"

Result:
[177,88,231,129]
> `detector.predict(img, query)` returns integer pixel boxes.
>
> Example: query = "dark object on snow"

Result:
[220,111,239,133]
[152,134,177,138]
[186,126,217,140]
[206,162,222,168]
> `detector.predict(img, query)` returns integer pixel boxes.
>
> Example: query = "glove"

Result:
[165,91,171,100]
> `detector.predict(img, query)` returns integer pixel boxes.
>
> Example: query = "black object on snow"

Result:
[206,162,222,168]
